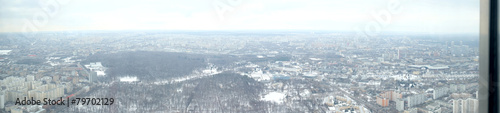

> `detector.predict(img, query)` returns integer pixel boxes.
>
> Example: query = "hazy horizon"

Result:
[0,0,479,34]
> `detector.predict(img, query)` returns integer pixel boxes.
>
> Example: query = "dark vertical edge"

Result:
[490,0,499,112]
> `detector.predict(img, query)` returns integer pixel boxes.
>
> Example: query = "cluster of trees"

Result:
[16,58,45,65]
[238,54,292,63]
[84,51,207,81]
[83,51,244,81]
[75,51,316,112]
[186,72,265,112]
[71,72,305,112]
[183,72,309,112]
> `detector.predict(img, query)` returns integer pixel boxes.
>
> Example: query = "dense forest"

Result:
[16,58,45,65]
[187,72,266,112]
[84,51,207,81]
[77,72,297,112]
[83,51,239,81]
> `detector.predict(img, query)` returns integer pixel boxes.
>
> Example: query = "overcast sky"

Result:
[0,0,478,34]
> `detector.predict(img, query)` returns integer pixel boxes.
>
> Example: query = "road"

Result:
[331,84,382,112]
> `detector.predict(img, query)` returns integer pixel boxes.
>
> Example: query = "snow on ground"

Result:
[250,71,271,81]
[96,71,106,76]
[119,76,139,82]
[153,69,223,85]
[261,92,286,104]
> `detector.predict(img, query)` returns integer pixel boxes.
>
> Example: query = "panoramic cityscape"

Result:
[0,0,481,113]
[0,31,478,112]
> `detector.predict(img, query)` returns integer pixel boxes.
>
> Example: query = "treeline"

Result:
[186,72,303,112]
[84,51,207,81]
[239,54,292,63]
[83,51,241,81]
[16,58,45,65]
[187,72,266,112]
